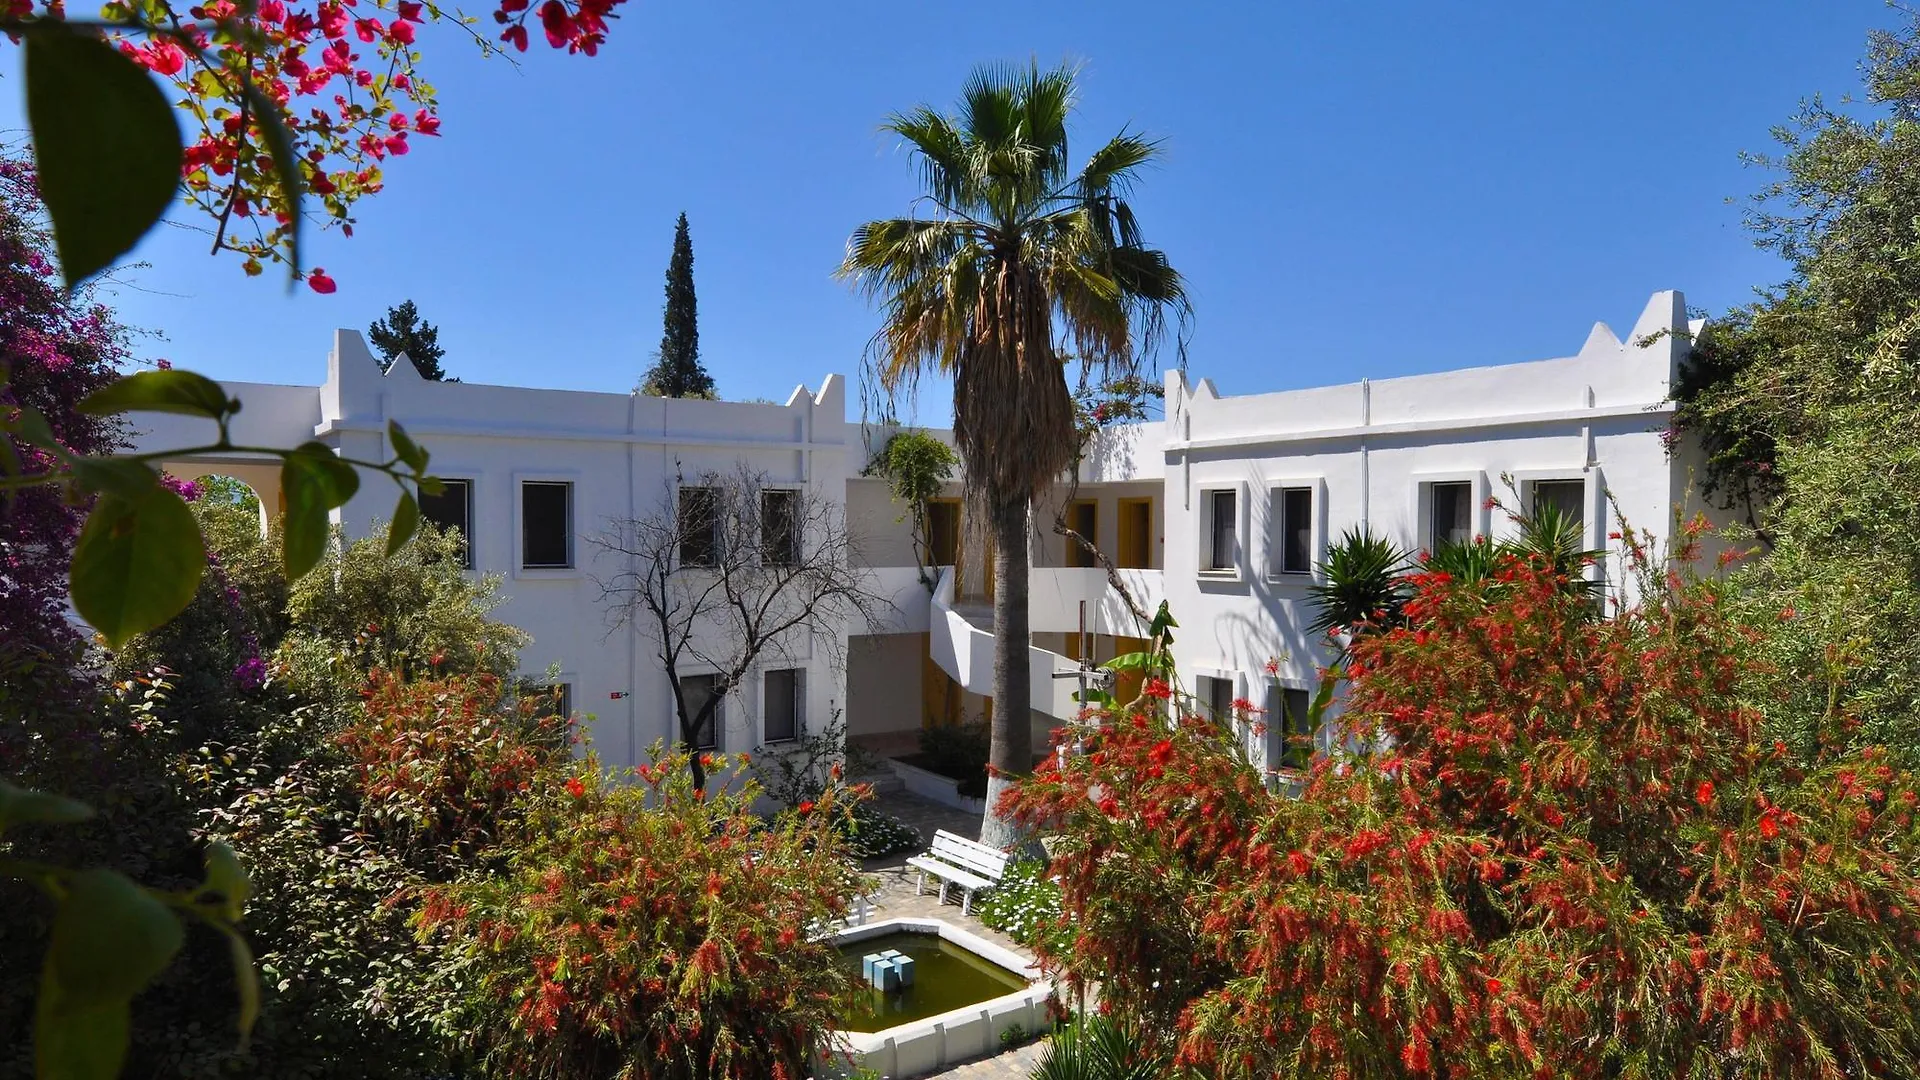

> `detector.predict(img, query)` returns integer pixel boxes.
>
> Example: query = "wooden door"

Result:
[1117,498,1153,568]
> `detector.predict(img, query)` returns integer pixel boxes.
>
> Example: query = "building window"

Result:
[519,679,572,721]
[419,478,472,568]
[761,489,799,566]
[763,667,802,743]
[1066,500,1098,567]
[1273,685,1312,770]
[680,672,721,750]
[1532,479,1585,528]
[680,486,721,568]
[1429,481,1472,550]
[1204,489,1237,572]
[1275,486,1313,576]
[521,481,572,569]
[1199,674,1235,727]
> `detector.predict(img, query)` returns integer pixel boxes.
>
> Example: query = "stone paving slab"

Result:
[916,1038,1048,1079]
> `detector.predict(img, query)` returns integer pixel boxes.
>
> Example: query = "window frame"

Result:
[515,476,577,574]
[1266,679,1316,773]
[418,476,474,568]
[761,666,804,744]
[678,671,723,751]
[1266,478,1325,581]
[678,485,723,570]
[760,487,801,567]
[1197,484,1245,578]
[1411,471,1489,555]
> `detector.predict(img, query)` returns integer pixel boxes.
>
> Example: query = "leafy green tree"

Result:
[839,62,1190,847]
[1672,15,1920,761]
[640,213,716,399]
[368,300,454,382]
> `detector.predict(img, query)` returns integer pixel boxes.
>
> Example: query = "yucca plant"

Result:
[1506,499,1607,601]
[1306,526,1410,642]
[1421,534,1500,586]
[1030,1014,1172,1080]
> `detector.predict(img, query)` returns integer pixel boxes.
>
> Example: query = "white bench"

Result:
[906,830,1009,916]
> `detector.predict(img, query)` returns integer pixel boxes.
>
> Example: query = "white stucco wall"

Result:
[121,290,1714,780]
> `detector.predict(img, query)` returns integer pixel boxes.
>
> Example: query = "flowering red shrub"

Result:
[337,670,570,871]
[1007,563,1920,1078]
[418,743,870,1080]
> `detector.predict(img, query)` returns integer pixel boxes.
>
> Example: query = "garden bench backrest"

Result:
[927,830,1010,882]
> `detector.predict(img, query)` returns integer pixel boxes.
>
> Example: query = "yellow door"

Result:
[928,499,961,590]
[922,645,962,729]
[1117,498,1152,569]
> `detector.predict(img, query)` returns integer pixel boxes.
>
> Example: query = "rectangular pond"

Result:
[839,930,1028,1033]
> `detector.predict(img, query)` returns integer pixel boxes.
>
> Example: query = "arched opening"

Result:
[160,461,281,537]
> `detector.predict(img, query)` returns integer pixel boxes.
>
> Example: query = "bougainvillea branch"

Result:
[3,0,625,290]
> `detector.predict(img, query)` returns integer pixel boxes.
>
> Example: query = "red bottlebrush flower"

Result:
[1288,850,1311,876]
[1759,813,1780,840]
[829,761,843,780]
[306,268,338,293]
[796,800,814,814]
[1143,677,1172,700]
[1148,739,1174,766]
[1695,781,1715,807]
[1486,977,1502,996]
[564,776,586,799]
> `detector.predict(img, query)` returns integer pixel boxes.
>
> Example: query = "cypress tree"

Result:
[640,213,716,399]
[367,299,454,381]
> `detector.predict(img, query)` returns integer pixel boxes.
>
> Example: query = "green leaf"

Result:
[0,780,94,836]
[70,483,206,648]
[47,869,185,1003]
[387,419,428,472]
[280,442,358,579]
[6,404,62,453]
[71,457,161,499]
[386,489,420,556]
[203,842,251,922]
[225,931,260,1047]
[78,369,233,420]
[1101,651,1155,672]
[23,22,184,288]
[34,992,129,1080]
[36,870,184,1078]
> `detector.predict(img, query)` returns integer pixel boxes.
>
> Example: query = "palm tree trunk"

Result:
[980,490,1032,850]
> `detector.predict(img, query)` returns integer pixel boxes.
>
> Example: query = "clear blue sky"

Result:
[0,3,1895,421]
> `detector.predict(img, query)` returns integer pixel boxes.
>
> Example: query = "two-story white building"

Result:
[131,290,1717,782]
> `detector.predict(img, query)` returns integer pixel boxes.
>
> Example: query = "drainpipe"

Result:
[1359,378,1371,532]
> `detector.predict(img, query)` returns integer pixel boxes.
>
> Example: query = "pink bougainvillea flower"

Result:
[306,268,337,293]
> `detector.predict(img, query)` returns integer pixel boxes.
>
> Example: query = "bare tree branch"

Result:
[591,464,891,788]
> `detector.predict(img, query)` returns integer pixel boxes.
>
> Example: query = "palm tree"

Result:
[840,62,1189,848]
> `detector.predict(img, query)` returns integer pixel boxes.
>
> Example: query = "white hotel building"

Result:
[132,291,1720,780]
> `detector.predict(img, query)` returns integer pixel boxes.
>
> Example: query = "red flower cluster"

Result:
[1006,561,1920,1078]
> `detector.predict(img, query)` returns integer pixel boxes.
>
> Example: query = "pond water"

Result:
[838,930,1028,1033]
